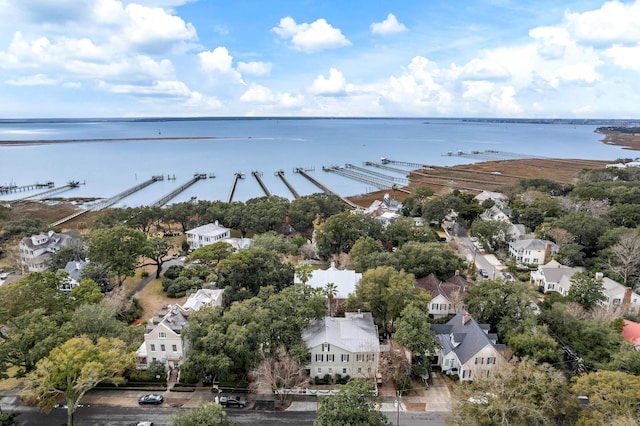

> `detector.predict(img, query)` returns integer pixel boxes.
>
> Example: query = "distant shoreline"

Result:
[596,129,640,152]
[0,136,220,146]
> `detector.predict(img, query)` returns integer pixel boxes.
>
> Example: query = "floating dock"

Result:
[149,173,206,208]
[275,170,299,199]
[294,167,359,208]
[227,172,245,203]
[252,171,271,197]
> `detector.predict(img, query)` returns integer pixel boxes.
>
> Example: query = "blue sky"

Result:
[0,0,639,118]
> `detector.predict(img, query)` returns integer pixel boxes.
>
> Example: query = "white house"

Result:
[59,256,88,291]
[530,260,585,294]
[430,310,507,381]
[597,273,640,309]
[302,311,380,380]
[416,273,470,319]
[294,262,362,300]
[185,221,231,250]
[481,205,512,221]
[508,238,558,265]
[137,289,225,372]
[474,190,508,208]
[18,231,73,272]
[355,194,403,229]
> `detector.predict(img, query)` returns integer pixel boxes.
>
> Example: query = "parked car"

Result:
[479,269,489,278]
[220,395,246,408]
[127,422,153,426]
[502,272,515,281]
[138,394,164,405]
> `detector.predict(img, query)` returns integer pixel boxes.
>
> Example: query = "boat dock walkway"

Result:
[252,171,271,197]
[0,181,54,194]
[275,170,299,199]
[345,163,409,183]
[227,172,245,203]
[323,165,411,194]
[294,167,359,208]
[14,181,82,201]
[149,174,206,208]
[90,175,164,212]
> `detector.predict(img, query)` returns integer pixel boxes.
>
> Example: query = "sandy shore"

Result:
[596,129,640,152]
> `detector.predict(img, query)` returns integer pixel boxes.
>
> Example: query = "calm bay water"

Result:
[0,118,627,207]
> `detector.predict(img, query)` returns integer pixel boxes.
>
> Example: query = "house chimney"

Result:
[462,313,471,325]
[623,287,632,306]
[544,243,552,263]
[595,272,604,281]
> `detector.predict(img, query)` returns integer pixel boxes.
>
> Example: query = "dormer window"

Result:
[322,343,330,352]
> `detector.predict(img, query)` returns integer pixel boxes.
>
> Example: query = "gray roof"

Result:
[147,304,190,334]
[62,256,87,283]
[302,312,379,354]
[510,238,557,251]
[538,260,584,283]
[431,310,502,364]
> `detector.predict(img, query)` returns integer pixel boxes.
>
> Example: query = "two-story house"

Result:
[508,238,558,265]
[430,310,507,381]
[137,289,225,372]
[185,221,232,250]
[530,260,584,294]
[416,273,470,319]
[18,230,73,272]
[302,311,380,380]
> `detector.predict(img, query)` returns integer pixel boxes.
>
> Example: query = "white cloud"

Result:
[5,73,57,85]
[99,79,193,97]
[199,47,234,73]
[460,58,511,81]
[564,0,640,46]
[271,16,351,52]
[604,44,640,70]
[240,83,274,103]
[370,13,407,35]
[237,61,272,76]
[308,68,351,96]
[529,26,571,60]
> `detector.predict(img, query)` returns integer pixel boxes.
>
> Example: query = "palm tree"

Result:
[324,282,338,317]
[295,263,313,285]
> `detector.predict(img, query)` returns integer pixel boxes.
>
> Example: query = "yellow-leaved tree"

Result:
[22,336,135,426]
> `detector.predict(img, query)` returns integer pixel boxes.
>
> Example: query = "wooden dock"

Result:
[294,167,359,208]
[149,173,206,208]
[15,181,82,201]
[275,170,299,199]
[252,171,271,197]
[0,181,54,194]
[90,175,164,212]
[227,172,245,203]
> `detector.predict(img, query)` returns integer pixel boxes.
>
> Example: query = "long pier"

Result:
[1,181,54,194]
[346,163,409,183]
[380,158,429,169]
[149,173,206,208]
[16,181,82,201]
[227,172,245,203]
[90,175,164,212]
[323,165,411,194]
[252,171,271,197]
[275,170,299,199]
[294,168,358,208]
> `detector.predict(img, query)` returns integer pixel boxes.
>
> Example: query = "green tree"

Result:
[393,303,437,358]
[566,272,607,310]
[80,261,112,292]
[450,358,570,426]
[469,219,511,252]
[553,211,608,256]
[87,226,146,286]
[315,380,392,426]
[506,329,562,365]
[349,236,389,273]
[71,304,128,343]
[0,271,72,323]
[354,266,425,332]
[401,186,434,216]
[0,308,72,376]
[252,231,298,256]
[164,202,195,233]
[554,243,586,266]
[382,217,436,248]
[171,402,235,426]
[315,212,383,259]
[294,263,314,285]
[69,279,104,305]
[22,337,134,426]
[394,242,465,280]
[571,370,640,424]
[464,279,537,338]
[142,235,174,278]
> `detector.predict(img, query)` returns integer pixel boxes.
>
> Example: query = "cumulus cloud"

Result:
[370,13,407,35]
[237,61,272,76]
[529,26,571,60]
[604,44,640,70]
[308,68,351,96]
[98,79,193,97]
[564,0,640,46]
[271,16,351,52]
[240,83,274,103]
[460,58,511,81]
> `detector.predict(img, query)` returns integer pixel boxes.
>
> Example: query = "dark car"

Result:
[502,272,515,281]
[479,269,489,278]
[220,395,246,408]
[138,394,164,405]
